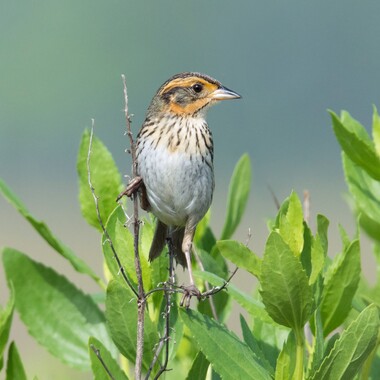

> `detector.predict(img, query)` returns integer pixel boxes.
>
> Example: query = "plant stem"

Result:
[294,328,305,380]
[122,74,145,380]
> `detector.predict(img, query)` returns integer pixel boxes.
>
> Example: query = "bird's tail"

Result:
[148,220,167,262]
[148,221,186,267]
[170,226,186,267]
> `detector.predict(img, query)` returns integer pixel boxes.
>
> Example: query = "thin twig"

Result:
[144,262,239,301]
[87,120,138,298]
[200,266,239,298]
[122,74,146,380]
[90,344,115,380]
[267,184,281,210]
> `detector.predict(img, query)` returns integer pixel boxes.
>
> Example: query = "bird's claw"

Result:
[116,176,143,202]
[180,284,202,308]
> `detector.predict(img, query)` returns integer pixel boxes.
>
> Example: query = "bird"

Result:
[126,72,240,306]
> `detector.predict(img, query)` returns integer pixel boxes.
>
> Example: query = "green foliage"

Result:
[5,342,27,380]
[105,280,156,371]
[1,110,380,379]
[77,129,122,231]
[0,287,14,364]
[2,248,116,370]
[319,239,361,336]
[220,153,251,240]
[0,179,103,287]
[89,337,129,380]
[275,331,297,380]
[180,309,271,380]
[217,240,261,277]
[310,305,379,380]
[185,351,209,380]
[260,231,312,330]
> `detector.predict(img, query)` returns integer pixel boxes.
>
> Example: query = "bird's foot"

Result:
[116,176,143,202]
[180,284,202,308]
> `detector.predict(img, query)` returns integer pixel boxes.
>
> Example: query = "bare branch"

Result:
[87,120,138,298]
[267,184,280,210]
[303,190,310,224]
[121,74,146,380]
[90,344,115,380]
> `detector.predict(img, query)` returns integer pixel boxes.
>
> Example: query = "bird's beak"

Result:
[211,86,241,101]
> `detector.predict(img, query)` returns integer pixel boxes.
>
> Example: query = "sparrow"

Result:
[126,72,240,306]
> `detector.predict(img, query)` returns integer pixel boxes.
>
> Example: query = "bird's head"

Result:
[147,72,241,118]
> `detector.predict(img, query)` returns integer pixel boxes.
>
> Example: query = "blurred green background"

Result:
[1,1,380,378]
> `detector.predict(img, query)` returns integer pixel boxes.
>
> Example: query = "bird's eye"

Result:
[192,83,203,93]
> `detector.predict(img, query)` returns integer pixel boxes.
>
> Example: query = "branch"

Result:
[146,239,175,379]
[199,266,239,298]
[121,74,146,380]
[87,120,138,298]
[303,190,310,224]
[90,344,115,380]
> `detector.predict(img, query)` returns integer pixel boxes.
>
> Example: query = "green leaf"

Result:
[240,315,274,375]
[0,179,103,287]
[359,212,380,244]
[320,239,361,336]
[6,342,26,380]
[77,129,122,231]
[252,318,289,369]
[221,154,251,240]
[186,351,209,380]
[196,251,232,322]
[141,219,167,313]
[89,336,129,380]
[310,234,325,285]
[316,214,329,257]
[0,287,14,361]
[278,191,304,256]
[194,271,273,324]
[343,153,380,227]
[274,331,296,380]
[260,232,312,329]
[372,105,380,157]
[180,309,272,380]
[2,248,114,370]
[311,304,379,380]
[102,206,151,290]
[209,245,229,278]
[300,222,313,278]
[307,308,325,377]
[139,217,155,261]
[300,222,325,286]
[105,280,156,371]
[331,110,380,180]
[217,240,261,278]
[194,210,217,252]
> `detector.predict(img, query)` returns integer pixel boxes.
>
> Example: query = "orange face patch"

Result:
[169,98,211,115]
[160,76,219,115]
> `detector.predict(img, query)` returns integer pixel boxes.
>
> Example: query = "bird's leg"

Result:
[180,226,201,308]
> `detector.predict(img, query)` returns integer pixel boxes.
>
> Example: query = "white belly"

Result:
[137,145,214,227]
